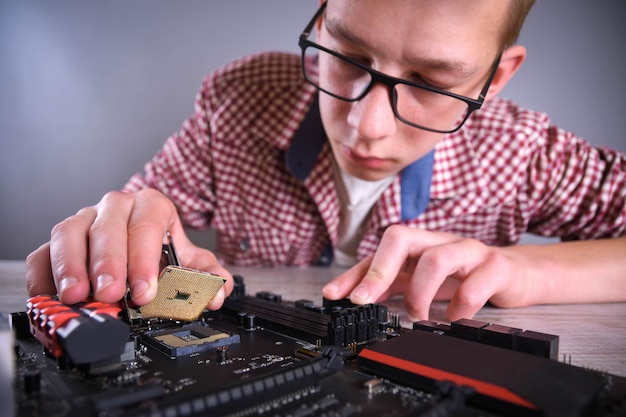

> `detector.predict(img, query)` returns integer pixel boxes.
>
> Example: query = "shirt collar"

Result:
[400,150,434,220]
[285,97,326,182]
[286,97,435,220]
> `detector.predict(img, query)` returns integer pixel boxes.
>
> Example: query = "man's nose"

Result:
[346,83,397,140]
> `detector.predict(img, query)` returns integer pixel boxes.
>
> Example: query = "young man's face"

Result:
[318,0,508,181]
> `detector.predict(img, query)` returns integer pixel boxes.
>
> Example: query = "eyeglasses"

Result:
[298,1,502,134]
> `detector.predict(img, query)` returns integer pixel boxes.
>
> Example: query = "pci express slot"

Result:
[222,297,329,343]
[130,353,332,417]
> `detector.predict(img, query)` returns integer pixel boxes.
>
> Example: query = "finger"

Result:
[404,238,484,321]
[126,189,179,305]
[375,271,413,301]
[206,288,226,310]
[353,226,458,305]
[49,207,98,304]
[446,254,509,321]
[334,264,414,302]
[433,277,461,300]
[202,263,234,305]
[88,191,136,303]
[25,242,57,297]
[175,230,234,310]
[446,280,495,321]
[322,255,373,300]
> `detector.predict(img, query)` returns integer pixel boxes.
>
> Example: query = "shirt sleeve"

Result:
[524,125,626,240]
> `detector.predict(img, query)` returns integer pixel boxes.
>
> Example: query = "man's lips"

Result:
[342,145,389,169]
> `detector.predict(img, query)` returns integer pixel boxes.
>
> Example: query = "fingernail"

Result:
[351,284,369,302]
[323,283,338,295]
[59,276,78,294]
[131,279,149,300]
[95,273,114,294]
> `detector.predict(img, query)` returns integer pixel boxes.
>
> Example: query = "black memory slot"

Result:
[223,297,330,337]
[225,296,330,329]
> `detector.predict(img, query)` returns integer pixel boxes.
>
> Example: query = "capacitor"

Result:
[238,312,247,327]
[216,345,229,361]
[244,314,256,331]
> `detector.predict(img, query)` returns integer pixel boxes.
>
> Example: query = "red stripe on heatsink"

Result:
[359,348,536,410]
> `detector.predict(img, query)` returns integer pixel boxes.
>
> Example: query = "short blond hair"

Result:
[501,0,536,49]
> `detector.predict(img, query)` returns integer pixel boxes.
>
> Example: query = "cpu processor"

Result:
[140,266,227,321]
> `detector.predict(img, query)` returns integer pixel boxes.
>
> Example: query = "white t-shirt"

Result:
[333,160,394,266]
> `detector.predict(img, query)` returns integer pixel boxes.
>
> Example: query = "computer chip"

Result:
[140,266,226,321]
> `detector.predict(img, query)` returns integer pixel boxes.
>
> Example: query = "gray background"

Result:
[1,1,624,260]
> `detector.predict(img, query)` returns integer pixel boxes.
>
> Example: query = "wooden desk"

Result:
[1,260,625,377]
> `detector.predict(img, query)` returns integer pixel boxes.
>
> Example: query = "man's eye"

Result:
[409,74,449,91]
[333,49,370,67]
[349,56,371,67]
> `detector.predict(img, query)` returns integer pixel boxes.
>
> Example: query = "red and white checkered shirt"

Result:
[124,52,626,266]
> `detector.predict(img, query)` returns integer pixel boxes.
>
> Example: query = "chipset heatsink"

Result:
[140,266,226,322]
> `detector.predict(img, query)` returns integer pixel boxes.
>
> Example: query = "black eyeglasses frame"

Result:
[298,1,502,134]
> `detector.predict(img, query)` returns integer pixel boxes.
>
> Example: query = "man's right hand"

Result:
[25,189,232,309]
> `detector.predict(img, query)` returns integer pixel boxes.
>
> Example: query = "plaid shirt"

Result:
[124,52,626,266]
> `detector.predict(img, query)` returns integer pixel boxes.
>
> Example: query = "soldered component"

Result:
[364,378,383,394]
[139,266,226,322]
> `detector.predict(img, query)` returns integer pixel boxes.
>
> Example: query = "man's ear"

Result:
[485,45,527,100]
[315,0,325,32]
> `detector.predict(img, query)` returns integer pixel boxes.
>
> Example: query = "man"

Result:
[26,0,626,321]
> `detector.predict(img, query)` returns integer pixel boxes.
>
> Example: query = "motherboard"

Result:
[6,274,626,417]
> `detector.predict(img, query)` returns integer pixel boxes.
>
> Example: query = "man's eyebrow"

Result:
[415,57,475,78]
[324,15,475,78]
[324,15,369,52]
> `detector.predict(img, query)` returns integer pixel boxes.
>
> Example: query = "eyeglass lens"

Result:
[302,44,471,133]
